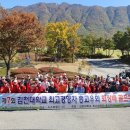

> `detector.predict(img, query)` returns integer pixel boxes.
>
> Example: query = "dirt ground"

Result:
[34,59,91,75]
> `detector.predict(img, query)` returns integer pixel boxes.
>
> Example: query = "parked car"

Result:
[119,69,130,79]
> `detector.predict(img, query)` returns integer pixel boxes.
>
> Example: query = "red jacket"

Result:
[32,86,40,93]
[20,85,27,93]
[58,84,67,93]
[0,86,9,93]
[122,85,128,91]
[97,86,103,93]
[85,85,91,93]
[90,85,96,93]
[11,84,21,93]
[26,83,31,93]
[53,82,59,91]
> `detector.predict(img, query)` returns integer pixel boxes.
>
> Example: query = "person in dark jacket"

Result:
[110,82,118,92]
[67,82,74,93]
[48,82,57,93]
[104,83,110,92]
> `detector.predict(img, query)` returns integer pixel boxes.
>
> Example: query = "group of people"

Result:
[0,73,129,93]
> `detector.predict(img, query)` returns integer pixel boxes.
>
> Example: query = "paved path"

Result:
[0,108,130,130]
[87,58,130,77]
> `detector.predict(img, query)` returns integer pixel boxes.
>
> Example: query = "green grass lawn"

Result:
[0,68,6,76]
[96,49,122,58]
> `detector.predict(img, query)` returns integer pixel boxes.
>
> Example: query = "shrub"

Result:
[39,67,65,74]
[64,58,73,63]
[120,55,130,64]
[37,56,55,62]
[14,74,36,79]
[11,67,39,76]
[87,53,111,59]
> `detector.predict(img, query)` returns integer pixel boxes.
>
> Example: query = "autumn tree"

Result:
[67,23,81,62]
[46,21,80,62]
[0,8,45,77]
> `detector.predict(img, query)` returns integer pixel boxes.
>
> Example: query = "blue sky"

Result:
[1,0,130,8]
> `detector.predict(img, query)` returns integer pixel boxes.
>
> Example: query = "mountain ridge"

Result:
[10,2,130,37]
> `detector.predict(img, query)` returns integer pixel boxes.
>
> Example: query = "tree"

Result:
[123,27,130,56]
[113,31,125,56]
[96,37,104,50]
[79,35,97,57]
[79,35,89,57]
[0,8,45,77]
[103,38,115,56]
[67,23,81,62]
[46,21,80,62]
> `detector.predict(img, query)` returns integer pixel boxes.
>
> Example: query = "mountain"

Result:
[10,3,130,37]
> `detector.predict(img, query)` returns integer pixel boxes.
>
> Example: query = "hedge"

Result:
[39,67,65,74]
[11,67,39,76]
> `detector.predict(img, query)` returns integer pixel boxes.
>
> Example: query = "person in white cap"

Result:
[115,81,121,91]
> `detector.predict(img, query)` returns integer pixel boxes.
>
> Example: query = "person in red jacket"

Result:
[39,81,46,93]
[0,83,9,93]
[0,77,9,93]
[31,78,46,93]
[11,80,21,93]
[19,82,27,93]
[31,78,39,93]
[52,77,59,91]
[26,79,33,93]
[122,84,129,91]
[58,81,67,93]
[32,85,40,93]
[97,84,103,93]
[85,85,91,93]
[53,81,59,91]
[0,77,10,93]
[90,82,96,93]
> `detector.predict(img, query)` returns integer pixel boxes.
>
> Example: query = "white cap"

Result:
[2,77,6,80]
[116,81,120,85]
[45,73,49,77]
[44,76,47,79]
[50,82,54,85]
[60,80,64,83]
[60,75,63,78]
[126,77,129,80]
[35,78,39,81]
[14,80,17,83]
[108,78,113,82]
[63,73,66,76]
[46,82,50,86]
[39,81,42,84]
